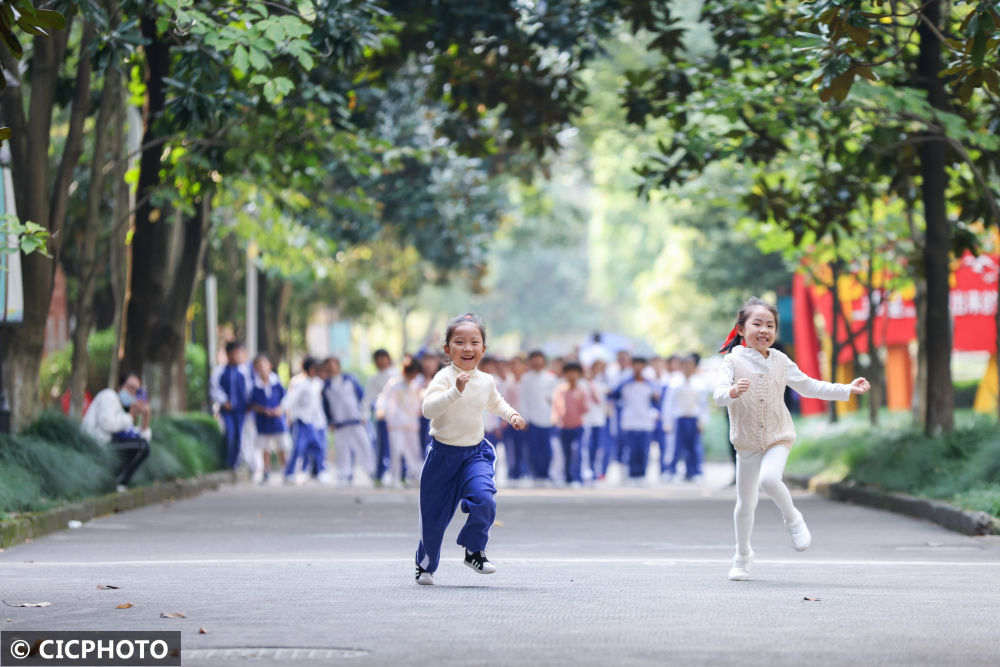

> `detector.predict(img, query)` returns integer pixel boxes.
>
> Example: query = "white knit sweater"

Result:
[422,365,519,446]
[714,346,851,452]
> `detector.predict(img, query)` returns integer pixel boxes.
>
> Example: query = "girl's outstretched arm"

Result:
[785,357,852,401]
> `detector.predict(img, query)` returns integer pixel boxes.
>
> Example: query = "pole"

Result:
[245,242,258,356]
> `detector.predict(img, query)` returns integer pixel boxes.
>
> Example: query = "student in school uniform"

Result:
[380,358,425,487]
[551,361,591,487]
[518,350,560,484]
[505,355,531,483]
[282,356,329,484]
[608,357,661,483]
[664,353,711,482]
[323,356,376,485]
[210,341,252,469]
[363,349,398,485]
[248,353,291,483]
[583,359,611,482]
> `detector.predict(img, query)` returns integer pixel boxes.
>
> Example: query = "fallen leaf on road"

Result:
[803,597,821,602]
[198,628,207,634]
[3,601,50,608]
[160,612,187,619]
[116,603,134,609]
[97,585,121,590]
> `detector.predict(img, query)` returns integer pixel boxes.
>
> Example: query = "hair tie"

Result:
[719,326,741,354]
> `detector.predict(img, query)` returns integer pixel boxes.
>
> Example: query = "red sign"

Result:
[952,252,998,352]
[801,252,998,360]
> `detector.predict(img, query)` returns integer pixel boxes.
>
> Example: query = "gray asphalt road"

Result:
[2,466,998,666]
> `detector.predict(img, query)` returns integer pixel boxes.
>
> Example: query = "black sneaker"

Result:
[464,549,497,574]
[415,563,435,585]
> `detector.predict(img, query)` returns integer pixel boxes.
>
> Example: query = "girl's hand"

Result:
[509,414,527,431]
[729,378,751,399]
[456,372,471,393]
[849,377,871,394]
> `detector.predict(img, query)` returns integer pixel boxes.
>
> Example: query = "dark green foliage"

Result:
[0,412,222,514]
[788,412,1000,517]
[0,434,113,501]
[954,380,980,409]
[0,458,45,513]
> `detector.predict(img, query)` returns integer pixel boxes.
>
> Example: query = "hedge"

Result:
[0,411,222,516]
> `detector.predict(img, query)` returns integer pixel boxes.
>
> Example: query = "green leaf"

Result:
[233,44,249,72]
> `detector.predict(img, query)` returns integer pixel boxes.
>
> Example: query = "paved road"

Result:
[2,466,998,666]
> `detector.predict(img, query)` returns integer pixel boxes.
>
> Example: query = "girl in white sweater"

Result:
[414,313,527,585]
[714,297,870,581]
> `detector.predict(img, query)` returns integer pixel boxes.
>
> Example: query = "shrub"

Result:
[0,412,223,514]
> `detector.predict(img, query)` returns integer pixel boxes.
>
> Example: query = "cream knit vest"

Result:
[727,349,796,452]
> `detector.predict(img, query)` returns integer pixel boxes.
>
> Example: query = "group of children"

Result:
[479,348,712,489]
[411,300,869,585]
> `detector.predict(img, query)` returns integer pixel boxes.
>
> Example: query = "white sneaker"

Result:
[728,551,755,581]
[415,565,435,585]
[786,517,812,551]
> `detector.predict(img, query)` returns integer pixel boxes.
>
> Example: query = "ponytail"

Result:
[719,326,743,354]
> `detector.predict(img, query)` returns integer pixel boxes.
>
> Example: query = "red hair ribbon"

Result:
[719,326,742,354]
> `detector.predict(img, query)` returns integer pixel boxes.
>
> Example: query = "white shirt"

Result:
[325,374,365,424]
[80,388,151,444]
[582,377,608,427]
[422,365,519,446]
[663,373,710,430]
[614,378,659,432]
[381,377,422,432]
[363,367,398,418]
[518,369,559,426]
[282,376,326,428]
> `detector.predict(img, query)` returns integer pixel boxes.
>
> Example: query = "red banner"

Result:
[952,252,999,352]
[798,252,998,360]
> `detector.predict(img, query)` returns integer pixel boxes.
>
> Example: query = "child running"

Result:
[714,297,869,581]
[415,313,527,585]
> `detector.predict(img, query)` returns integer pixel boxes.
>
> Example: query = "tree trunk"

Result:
[0,17,92,430]
[132,192,213,414]
[121,17,171,382]
[916,0,954,435]
[258,273,291,364]
[913,278,928,423]
[107,103,136,387]
[68,65,122,417]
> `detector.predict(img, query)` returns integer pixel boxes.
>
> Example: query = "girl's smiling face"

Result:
[444,322,486,371]
[738,305,777,355]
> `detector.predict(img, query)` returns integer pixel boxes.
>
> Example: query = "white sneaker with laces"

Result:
[786,517,812,551]
[728,551,755,581]
[415,565,435,585]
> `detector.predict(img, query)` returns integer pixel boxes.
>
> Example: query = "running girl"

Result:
[415,313,527,585]
[714,297,869,581]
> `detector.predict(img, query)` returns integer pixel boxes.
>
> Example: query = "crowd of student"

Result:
[210,339,716,488]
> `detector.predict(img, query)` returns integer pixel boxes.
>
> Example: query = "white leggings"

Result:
[734,446,801,556]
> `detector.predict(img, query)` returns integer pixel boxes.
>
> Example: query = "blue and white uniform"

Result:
[363,367,398,483]
[416,364,519,574]
[282,375,327,478]
[211,363,252,469]
[325,372,376,483]
[609,377,660,479]
[249,371,291,477]
[517,369,559,480]
[663,373,710,479]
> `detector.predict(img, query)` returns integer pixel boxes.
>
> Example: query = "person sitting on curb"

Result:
[81,372,152,493]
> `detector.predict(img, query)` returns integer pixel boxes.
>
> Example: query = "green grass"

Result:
[787,409,1000,518]
[0,411,222,516]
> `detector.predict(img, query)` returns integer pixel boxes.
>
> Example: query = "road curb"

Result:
[787,475,1000,536]
[0,469,247,550]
